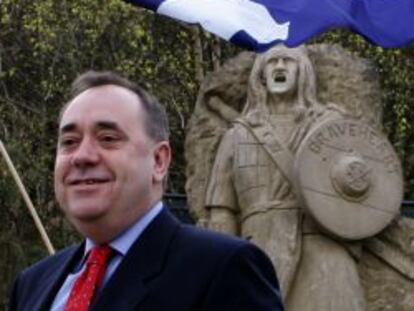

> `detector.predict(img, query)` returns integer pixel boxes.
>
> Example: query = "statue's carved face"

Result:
[264,54,299,95]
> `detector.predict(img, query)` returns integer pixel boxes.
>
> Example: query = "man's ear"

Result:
[152,141,171,184]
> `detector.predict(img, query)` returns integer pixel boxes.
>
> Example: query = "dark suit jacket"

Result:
[9,208,284,311]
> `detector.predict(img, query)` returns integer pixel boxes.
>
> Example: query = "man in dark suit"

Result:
[9,71,284,311]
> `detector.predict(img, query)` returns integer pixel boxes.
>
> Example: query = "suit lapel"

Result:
[33,244,84,311]
[91,208,180,311]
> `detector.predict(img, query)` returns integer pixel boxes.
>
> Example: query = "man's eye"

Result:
[100,135,118,143]
[60,138,77,147]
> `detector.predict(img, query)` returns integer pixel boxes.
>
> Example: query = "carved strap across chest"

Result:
[234,118,295,186]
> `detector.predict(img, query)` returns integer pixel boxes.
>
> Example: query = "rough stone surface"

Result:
[360,217,414,311]
[185,52,255,224]
[185,44,383,224]
[198,44,367,309]
[185,44,414,310]
[308,44,383,128]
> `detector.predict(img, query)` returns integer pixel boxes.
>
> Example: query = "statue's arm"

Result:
[205,129,239,235]
[208,206,238,235]
[207,96,240,123]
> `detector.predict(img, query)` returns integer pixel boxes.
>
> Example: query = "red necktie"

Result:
[65,245,113,311]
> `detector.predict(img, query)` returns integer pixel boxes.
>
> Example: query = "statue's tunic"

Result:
[206,111,365,310]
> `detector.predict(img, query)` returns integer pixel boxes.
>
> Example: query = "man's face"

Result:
[54,85,169,241]
[264,54,299,95]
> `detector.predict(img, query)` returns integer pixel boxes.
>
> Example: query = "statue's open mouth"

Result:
[273,74,286,83]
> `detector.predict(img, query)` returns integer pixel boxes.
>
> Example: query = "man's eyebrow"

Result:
[59,123,77,134]
[95,120,122,132]
[59,121,123,135]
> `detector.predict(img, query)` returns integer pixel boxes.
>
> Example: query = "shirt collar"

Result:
[85,201,164,257]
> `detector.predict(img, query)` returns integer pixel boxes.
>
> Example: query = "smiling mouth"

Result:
[70,179,109,185]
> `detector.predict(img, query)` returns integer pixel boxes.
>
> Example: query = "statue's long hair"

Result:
[243,45,320,117]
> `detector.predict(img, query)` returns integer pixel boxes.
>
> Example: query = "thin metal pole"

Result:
[0,140,55,255]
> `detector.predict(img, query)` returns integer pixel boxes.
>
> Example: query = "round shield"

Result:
[294,117,403,240]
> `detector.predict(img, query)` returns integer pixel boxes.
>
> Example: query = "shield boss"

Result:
[294,117,403,240]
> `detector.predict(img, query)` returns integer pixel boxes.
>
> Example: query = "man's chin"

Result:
[65,205,107,223]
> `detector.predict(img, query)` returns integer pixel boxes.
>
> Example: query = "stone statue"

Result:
[185,44,413,310]
[205,45,368,310]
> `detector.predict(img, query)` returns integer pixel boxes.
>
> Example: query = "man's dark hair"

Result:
[61,71,169,142]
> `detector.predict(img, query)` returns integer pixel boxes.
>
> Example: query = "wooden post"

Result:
[0,140,55,255]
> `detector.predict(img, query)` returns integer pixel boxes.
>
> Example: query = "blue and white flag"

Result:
[125,0,414,51]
